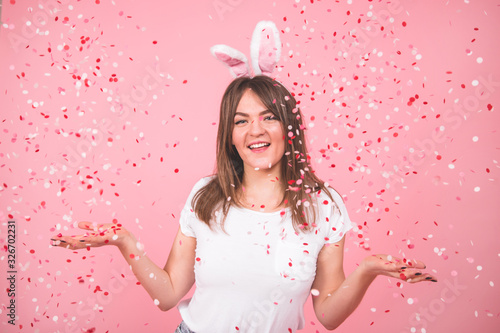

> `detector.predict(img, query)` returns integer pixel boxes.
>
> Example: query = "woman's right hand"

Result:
[51,221,132,250]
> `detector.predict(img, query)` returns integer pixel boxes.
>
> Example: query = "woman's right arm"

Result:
[51,222,196,311]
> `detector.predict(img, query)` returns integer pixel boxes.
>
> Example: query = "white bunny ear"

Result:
[210,44,251,78]
[250,21,281,76]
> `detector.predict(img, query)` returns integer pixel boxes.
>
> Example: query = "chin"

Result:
[246,161,280,171]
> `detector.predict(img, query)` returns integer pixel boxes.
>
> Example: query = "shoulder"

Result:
[192,175,215,191]
[313,186,353,243]
[313,185,352,227]
[314,186,346,211]
[191,176,216,195]
[185,175,216,204]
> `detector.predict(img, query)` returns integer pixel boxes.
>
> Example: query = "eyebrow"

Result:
[234,110,272,117]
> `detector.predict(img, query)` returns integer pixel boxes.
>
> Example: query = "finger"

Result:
[76,223,110,242]
[381,256,405,272]
[77,221,108,232]
[381,256,427,273]
[77,221,94,230]
[78,221,124,237]
[50,235,87,250]
[50,238,67,247]
[401,269,423,282]
[51,232,104,249]
[407,274,438,283]
[379,255,408,270]
[399,268,438,283]
[404,258,426,270]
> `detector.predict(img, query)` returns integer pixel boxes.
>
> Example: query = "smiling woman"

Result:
[232,89,284,173]
[232,89,285,173]
[1,0,497,331]
[52,74,437,333]
[193,75,336,229]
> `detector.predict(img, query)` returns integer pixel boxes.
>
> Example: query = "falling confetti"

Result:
[0,1,498,332]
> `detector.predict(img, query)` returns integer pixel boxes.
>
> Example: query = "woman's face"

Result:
[232,89,285,175]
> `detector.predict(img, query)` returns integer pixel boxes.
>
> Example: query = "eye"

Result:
[235,119,246,125]
[264,115,278,121]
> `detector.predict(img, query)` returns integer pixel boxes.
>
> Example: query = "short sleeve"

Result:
[179,177,212,238]
[322,188,354,244]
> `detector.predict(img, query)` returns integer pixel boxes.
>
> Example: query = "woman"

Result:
[52,75,437,332]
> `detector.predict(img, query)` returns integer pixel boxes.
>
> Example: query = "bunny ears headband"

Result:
[210,20,281,78]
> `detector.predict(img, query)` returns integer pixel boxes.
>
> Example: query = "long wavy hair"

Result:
[192,75,334,232]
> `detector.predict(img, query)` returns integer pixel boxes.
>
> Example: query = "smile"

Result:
[248,142,270,149]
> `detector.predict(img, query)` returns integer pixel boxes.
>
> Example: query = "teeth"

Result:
[249,143,270,149]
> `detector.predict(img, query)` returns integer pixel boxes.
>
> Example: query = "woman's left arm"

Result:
[311,236,437,330]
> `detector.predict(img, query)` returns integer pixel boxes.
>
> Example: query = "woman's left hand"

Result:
[359,254,437,283]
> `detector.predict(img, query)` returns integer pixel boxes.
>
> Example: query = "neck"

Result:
[239,166,285,212]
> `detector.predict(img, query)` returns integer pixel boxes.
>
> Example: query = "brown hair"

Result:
[193,75,334,232]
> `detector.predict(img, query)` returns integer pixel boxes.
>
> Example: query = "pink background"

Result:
[1,0,499,332]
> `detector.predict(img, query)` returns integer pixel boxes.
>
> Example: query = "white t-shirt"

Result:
[178,177,353,333]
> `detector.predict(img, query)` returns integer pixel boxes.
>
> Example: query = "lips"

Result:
[248,142,270,150]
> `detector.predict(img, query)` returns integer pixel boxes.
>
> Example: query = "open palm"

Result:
[360,254,437,283]
[51,221,130,250]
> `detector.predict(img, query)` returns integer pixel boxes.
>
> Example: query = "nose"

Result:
[248,118,265,136]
